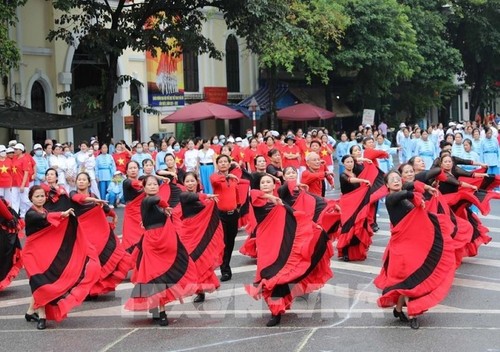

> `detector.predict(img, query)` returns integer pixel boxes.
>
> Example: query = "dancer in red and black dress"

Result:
[23,186,100,330]
[0,197,22,292]
[279,166,341,239]
[173,172,224,303]
[70,172,132,297]
[246,173,333,327]
[337,154,375,261]
[125,175,197,326]
[375,171,455,329]
[122,161,145,254]
[399,162,472,267]
[437,155,493,256]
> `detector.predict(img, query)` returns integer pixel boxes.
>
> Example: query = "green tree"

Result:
[224,0,348,128]
[330,0,423,114]
[0,0,27,92]
[446,0,500,119]
[391,0,463,120]
[226,0,347,83]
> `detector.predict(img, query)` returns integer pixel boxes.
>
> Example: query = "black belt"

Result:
[200,162,213,166]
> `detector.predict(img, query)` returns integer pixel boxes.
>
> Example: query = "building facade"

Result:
[0,1,259,149]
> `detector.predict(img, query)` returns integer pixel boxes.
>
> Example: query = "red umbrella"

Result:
[161,102,244,123]
[277,103,336,121]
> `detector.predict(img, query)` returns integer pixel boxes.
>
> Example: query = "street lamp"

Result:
[248,97,260,135]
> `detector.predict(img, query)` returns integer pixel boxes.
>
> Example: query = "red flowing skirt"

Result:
[442,191,493,256]
[125,217,198,311]
[426,195,472,267]
[337,186,372,261]
[122,193,145,254]
[374,208,455,316]
[175,200,224,293]
[78,206,133,295]
[245,205,333,315]
[22,214,100,321]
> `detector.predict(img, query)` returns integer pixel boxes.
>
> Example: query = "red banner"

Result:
[204,87,228,104]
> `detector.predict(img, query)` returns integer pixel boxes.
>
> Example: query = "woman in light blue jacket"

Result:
[95,144,116,200]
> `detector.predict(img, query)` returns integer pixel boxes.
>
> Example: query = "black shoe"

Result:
[393,308,409,322]
[158,311,168,327]
[266,314,281,327]
[150,307,160,321]
[342,255,349,262]
[193,293,205,303]
[220,273,232,282]
[37,318,46,330]
[25,312,39,322]
[409,317,419,329]
[372,224,379,232]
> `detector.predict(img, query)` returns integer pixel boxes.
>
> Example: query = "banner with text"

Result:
[147,39,185,107]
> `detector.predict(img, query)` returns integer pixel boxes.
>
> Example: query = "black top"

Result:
[69,191,111,216]
[252,201,276,223]
[141,196,166,230]
[266,164,284,184]
[123,178,143,203]
[44,186,72,212]
[278,183,299,206]
[437,172,461,194]
[155,167,185,185]
[25,208,50,236]
[385,191,415,226]
[353,162,364,176]
[180,192,205,218]
[340,172,360,194]
[414,167,442,185]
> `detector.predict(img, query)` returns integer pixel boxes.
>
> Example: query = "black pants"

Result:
[219,210,240,275]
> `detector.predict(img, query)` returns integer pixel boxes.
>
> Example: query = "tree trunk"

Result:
[99,55,118,144]
[468,62,485,121]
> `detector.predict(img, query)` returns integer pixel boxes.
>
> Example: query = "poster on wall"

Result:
[147,38,185,107]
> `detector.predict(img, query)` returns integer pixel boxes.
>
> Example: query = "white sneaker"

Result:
[109,205,114,209]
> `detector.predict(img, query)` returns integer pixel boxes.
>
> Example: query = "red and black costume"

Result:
[22,208,100,321]
[245,190,333,316]
[173,192,224,294]
[438,170,495,256]
[41,183,72,212]
[278,180,341,239]
[125,196,197,311]
[403,179,472,267]
[337,163,386,261]
[0,198,22,291]
[122,178,145,254]
[70,191,132,295]
[375,190,455,317]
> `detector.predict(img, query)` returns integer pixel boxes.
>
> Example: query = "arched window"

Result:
[31,81,47,143]
[31,81,45,112]
[225,35,240,93]
[183,50,199,92]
